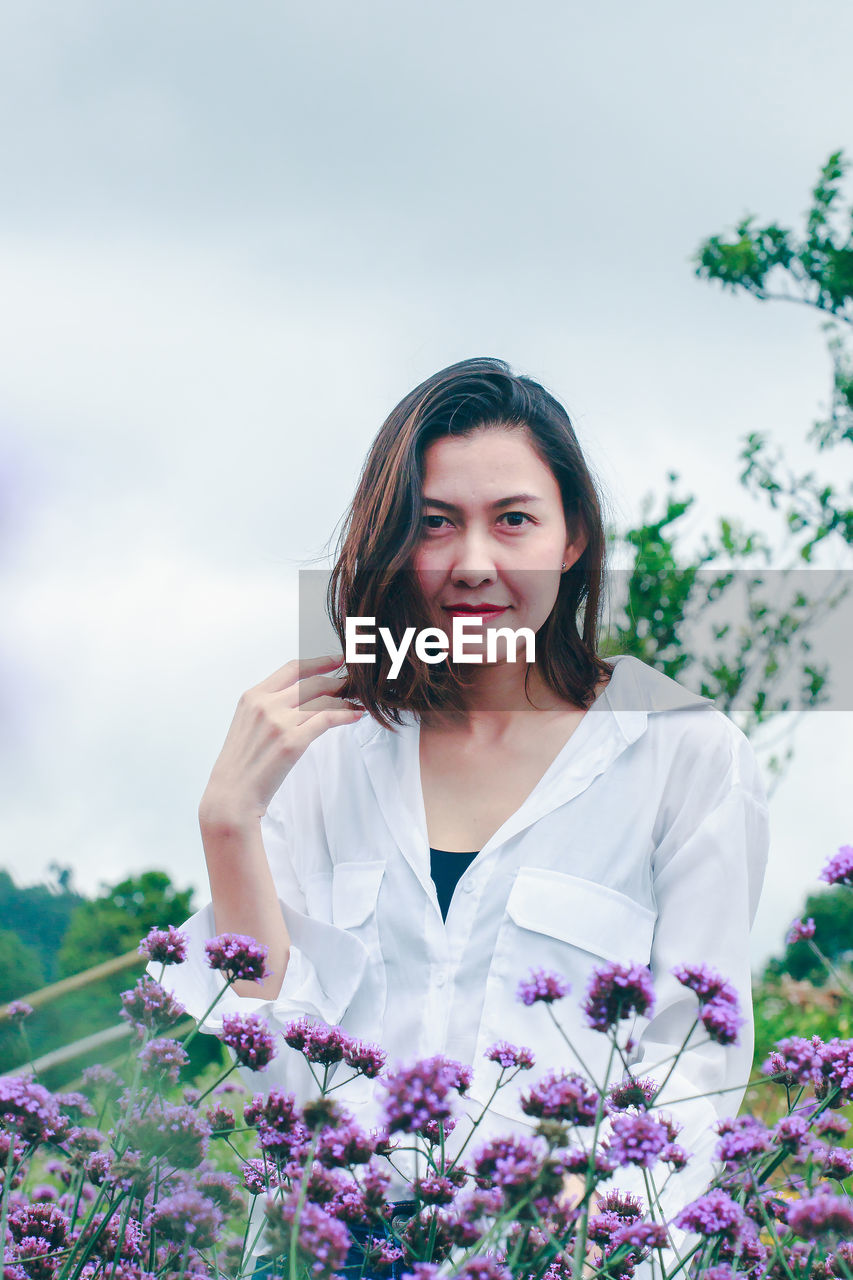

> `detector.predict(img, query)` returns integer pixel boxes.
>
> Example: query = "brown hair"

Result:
[326,357,614,730]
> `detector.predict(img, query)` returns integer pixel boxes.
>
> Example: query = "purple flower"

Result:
[673,963,737,1003]
[379,1055,471,1134]
[610,1220,668,1256]
[283,1016,350,1064]
[147,1189,223,1251]
[608,1077,657,1111]
[786,1191,853,1238]
[419,1115,458,1144]
[415,1174,457,1205]
[674,1189,745,1241]
[242,1158,282,1196]
[762,1035,826,1088]
[786,917,816,945]
[54,1091,96,1120]
[138,1037,189,1084]
[263,1195,352,1276]
[80,1064,123,1097]
[700,995,743,1046]
[197,1169,244,1215]
[0,1076,69,1145]
[204,933,271,984]
[597,1190,644,1221]
[5,1002,34,1024]
[815,1111,850,1138]
[315,1118,376,1168]
[820,844,853,888]
[558,1145,617,1178]
[456,1260,513,1280]
[473,1135,545,1190]
[205,1103,236,1133]
[485,1041,536,1070]
[119,976,186,1037]
[714,1115,771,1163]
[816,1037,853,1103]
[221,1012,276,1071]
[7,1202,70,1247]
[342,1037,388,1077]
[516,967,570,1006]
[606,1113,670,1168]
[121,1101,210,1168]
[138,924,189,965]
[84,1151,112,1185]
[519,1069,598,1126]
[820,1146,853,1180]
[583,962,655,1032]
[244,1089,310,1156]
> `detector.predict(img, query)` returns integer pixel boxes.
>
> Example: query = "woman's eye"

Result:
[420,512,534,531]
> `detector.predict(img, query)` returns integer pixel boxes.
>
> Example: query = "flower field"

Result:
[1,849,851,1279]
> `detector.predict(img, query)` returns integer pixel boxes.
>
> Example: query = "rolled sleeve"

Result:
[148,758,370,1090]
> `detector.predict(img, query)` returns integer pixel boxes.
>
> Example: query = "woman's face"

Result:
[410,425,587,663]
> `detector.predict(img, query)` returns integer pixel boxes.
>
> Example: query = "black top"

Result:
[429,847,479,921]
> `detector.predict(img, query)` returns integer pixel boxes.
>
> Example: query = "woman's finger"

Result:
[253,653,345,696]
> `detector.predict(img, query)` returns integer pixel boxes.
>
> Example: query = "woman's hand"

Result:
[199,653,365,827]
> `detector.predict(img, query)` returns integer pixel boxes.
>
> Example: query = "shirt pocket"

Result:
[327,859,389,1062]
[469,867,657,1123]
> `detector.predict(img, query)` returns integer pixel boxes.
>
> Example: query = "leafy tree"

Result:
[1,870,198,1083]
[0,865,83,983]
[695,149,853,562]
[58,870,195,976]
[763,886,853,984]
[0,928,44,1003]
[608,152,853,792]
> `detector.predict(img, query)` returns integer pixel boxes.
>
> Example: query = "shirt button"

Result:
[462,879,475,893]
[435,970,447,987]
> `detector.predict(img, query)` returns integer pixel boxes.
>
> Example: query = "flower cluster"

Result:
[673,962,744,1045]
[138,923,189,964]
[220,1011,276,1071]
[516,967,570,1006]
[820,843,853,888]
[204,932,271,983]
[786,916,816,945]
[583,962,655,1032]
[5,872,853,1280]
[378,1054,472,1134]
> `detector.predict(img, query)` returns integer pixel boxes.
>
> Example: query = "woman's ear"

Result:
[562,528,589,570]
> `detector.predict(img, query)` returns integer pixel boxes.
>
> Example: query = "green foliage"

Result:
[610,151,853,792]
[694,148,853,561]
[58,870,195,976]
[0,928,45,1003]
[0,864,83,984]
[764,886,853,983]
[1,869,197,1085]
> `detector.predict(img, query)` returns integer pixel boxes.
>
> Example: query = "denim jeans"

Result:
[251,1200,418,1280]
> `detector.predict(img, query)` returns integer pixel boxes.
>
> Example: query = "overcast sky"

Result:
[2,1,852,972]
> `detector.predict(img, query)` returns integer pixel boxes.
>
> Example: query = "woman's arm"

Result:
[197,803,292,1000]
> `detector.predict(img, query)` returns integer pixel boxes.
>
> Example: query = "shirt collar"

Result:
[353,655,714,880]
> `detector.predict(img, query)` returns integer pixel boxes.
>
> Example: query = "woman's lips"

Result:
[442,606,509,620]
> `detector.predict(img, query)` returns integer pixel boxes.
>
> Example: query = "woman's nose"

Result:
[449,526,499,583]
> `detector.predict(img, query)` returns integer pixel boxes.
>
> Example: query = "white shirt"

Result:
[153,653,770,1243]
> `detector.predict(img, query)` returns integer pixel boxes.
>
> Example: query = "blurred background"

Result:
[1,1,852,1081]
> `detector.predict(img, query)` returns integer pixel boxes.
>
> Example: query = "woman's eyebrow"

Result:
[421,493,543,512]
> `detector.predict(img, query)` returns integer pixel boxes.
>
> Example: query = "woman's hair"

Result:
[327,357,614,729]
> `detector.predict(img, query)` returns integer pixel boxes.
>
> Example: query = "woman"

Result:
[153,358,770,1274]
